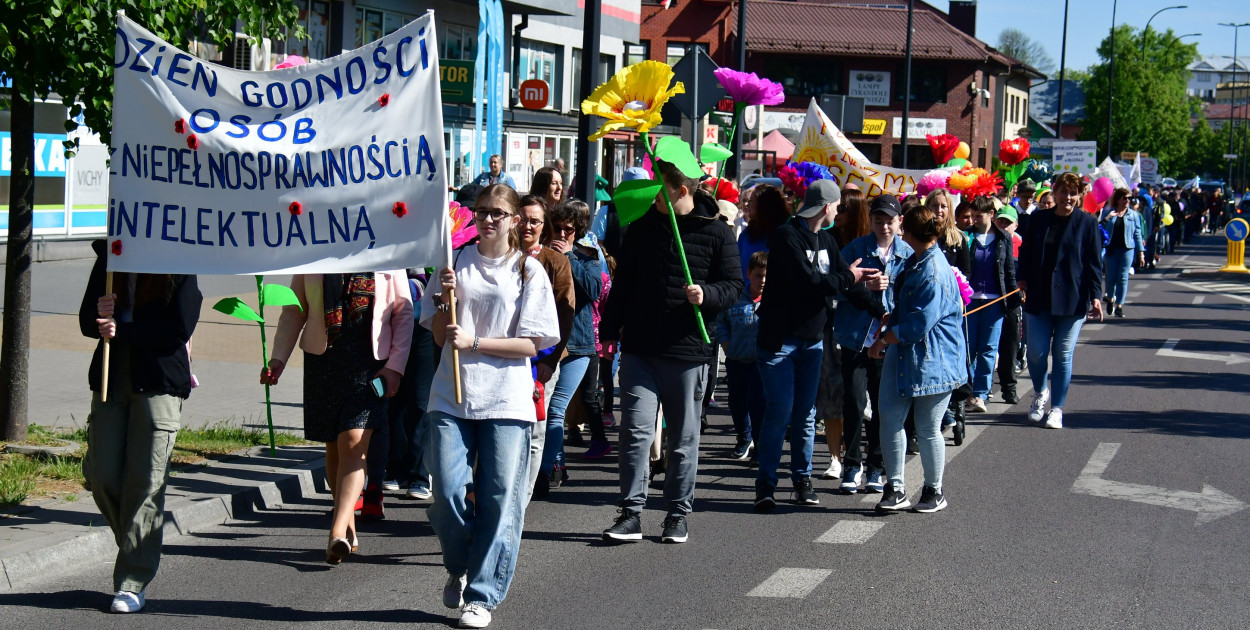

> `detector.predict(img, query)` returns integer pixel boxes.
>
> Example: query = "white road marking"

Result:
[1083,323,1107,331]
[1156,338,1250,365]
[1126,291,1143,298]
[1169,280,1250,304]
[747,568,833,598]
[815,520,886,544]
[1072,443,1249,524]
[1193,296,1206,304]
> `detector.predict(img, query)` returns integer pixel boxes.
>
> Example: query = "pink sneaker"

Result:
[602,412,616,429]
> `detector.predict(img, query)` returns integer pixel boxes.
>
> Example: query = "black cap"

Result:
[869,194,902,217]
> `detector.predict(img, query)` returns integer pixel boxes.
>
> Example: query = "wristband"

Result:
[472,336,480,352]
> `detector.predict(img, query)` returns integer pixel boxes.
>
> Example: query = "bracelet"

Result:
[472,336,480,352]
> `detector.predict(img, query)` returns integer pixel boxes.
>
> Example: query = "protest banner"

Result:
[107,11,449,275]
[1052,140,1098,176]
[791,98,929,197]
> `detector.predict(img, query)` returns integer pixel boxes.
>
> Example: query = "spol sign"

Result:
[107,11,449,275]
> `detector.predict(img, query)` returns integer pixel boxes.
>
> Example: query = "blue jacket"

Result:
[471,171,517,189]
[832,234,913,351]
[1019,209,1104,318]
[1100,209,1145,255]
[884,244,967,398]
[564,250,602,355]
[715,292,761,362]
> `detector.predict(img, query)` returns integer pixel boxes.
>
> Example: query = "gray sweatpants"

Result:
[617,353,707,517]
[523,362,559,508]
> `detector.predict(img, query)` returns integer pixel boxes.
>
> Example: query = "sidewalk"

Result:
[0,445,326,592]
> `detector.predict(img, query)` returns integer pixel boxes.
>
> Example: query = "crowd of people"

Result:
[78,150,1219,626]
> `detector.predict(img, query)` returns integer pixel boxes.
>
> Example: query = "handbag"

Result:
[533,380,546,421]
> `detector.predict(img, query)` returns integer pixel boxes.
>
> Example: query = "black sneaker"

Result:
[602,510,642,542]
[906,436,920,455]
[1114,305,1125,318]
[793,477,820,505]
[1001,386,1020,405]
[548,464,568,489]
[875,482,911,513]
[660,514,688,543]
[754,482,776,513]
[913,485,948,513]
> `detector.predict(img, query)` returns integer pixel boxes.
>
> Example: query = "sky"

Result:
[970,0,1248,74]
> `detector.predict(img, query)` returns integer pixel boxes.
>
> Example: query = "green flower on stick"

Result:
[212,276,302,454]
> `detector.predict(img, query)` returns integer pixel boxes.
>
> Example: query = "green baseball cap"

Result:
[995,205,1019,223]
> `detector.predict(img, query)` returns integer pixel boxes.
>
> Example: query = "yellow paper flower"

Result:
[581,61,685,141]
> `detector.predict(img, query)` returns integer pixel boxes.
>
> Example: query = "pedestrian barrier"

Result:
[963,289,1021,316]
[1220,218,1249,274]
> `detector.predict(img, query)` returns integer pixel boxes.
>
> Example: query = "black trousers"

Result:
[997,304,1022,392]
[840,347,883,470]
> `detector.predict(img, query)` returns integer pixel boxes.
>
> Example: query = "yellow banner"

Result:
[792,99,929,197]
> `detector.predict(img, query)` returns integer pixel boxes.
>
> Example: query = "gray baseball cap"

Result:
[795,180,842,218]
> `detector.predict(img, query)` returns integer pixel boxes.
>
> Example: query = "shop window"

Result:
[354,5,416,49]
[518,39,563,110]
[763,56,842,101]
[625,42,649,66]
[666,43,707,66]
[444,24,477,61]
[891,143,937,169]
[895,65,947,104]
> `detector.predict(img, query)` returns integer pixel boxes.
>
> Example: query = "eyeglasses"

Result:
[520,218,544,227]
[474,209,513,223]
[552,224,576,236]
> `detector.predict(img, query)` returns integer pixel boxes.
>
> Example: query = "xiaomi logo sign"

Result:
[519,79,549,110]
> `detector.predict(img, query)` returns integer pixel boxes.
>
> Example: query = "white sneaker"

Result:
[407,483,433,500]
[443,573,467,609]
[964,397,987,413]
[381,479,400,492]
[110,590,145,613]
[1043,408,1064,429]
[459,603,492,628]
[821,458,843,480]
[1027,389,1050,423]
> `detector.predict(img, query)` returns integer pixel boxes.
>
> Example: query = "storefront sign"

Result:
[1052,140,1099,175]
[794,99,929,197]
[849,70,890,107]
[861,119,887,136]
[519,79,549,110]
[0,132,69,177]
[891,117,946,138]
[440,59,475,105]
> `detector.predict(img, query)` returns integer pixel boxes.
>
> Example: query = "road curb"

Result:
[0,446,326,592]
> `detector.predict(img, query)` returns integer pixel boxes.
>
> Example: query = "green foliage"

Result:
[654,136,703,178]
[212,297,263,322]
[261,284,301,310]
[700,143,734,164]
[0,0,306,149]
[612,178,664,227]
[997,28,1055,74]
[1079,24,1198,174]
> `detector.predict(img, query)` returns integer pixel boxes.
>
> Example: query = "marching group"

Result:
[78,148,1212,626]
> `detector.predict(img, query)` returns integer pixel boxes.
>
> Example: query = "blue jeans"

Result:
[540,355,591,473]
[1104,248,1134,305]
[879,349,951,491]
[756,337,822,489]
[966,301,1005,399]
[425,412,531,610]
[1024,312,1085,408]
[725,359,764,444]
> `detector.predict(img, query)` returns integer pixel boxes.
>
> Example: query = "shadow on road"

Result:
[1061,408,1250,440]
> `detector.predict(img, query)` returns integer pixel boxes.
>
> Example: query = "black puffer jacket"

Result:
[600,192,742,362]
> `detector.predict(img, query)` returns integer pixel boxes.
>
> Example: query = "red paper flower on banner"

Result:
[378,93,390,107]
[187,134,199,150]
[174,118,186,134]
[110,240,123,255]
[288,201,303,216]
[927,134,960,165]
[964,170,1004,199]
[392,201,408,218]
[998,137,1031,165]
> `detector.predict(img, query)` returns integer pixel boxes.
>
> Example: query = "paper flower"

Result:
[448,201,478,248]
[110,240,122,256]
[998,138,1031,166]
[952,268,973,306]
[927,134,960,165]
[288,201,302,216]
[916,169,952,197]
[580,61,685,141]
[186,134,198,150]
[707,178,740,203]
[1023,159,1052,183]
[779,162,805,197]
[713,68,785,106]
[392,201,408,218]
[174,118,186,134]
[964,170,1004,199]
[378,93,390,107]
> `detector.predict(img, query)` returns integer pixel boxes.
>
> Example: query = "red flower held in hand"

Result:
[110,240,123,255]
[289,201,303,216]
[392,201,408,218]
[187,134,199,150]
[378,93,390,107]
[174,118,186,134]
[998,137,1031,165]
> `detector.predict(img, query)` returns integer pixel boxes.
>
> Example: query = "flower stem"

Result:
[640,131,711,344]
[256,275,276,456]
[712,102,746,194]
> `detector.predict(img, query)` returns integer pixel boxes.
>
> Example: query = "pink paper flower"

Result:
[916,170,952,197]
[449,201,478,248]
[713,68,785,106]
[952,268,974,306]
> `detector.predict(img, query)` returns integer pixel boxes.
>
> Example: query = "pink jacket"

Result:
[271,271,413,375]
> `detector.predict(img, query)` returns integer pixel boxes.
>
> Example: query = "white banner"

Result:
[107,12,449,275]
[1052,140,1098,176]
[794,99,929,196]
[1096,157,1129,190]
[1140,157,1160,185]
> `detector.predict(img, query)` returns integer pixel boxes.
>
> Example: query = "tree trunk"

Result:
[1,91,35,441]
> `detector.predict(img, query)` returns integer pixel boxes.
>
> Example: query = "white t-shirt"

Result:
[420,247,560,421]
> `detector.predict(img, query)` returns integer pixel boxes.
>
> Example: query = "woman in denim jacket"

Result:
[1099,188,1144,318]
[868,204,966,514]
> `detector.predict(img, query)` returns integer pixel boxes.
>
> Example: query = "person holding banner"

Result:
[264,270,413,564]
[78,239,202,613]
[420,184,560,628]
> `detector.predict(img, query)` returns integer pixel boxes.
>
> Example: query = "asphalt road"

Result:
[4,235,1250,629]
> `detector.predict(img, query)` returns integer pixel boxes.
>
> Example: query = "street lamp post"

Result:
[1141,5,1188,60]
[1106,0,1117,160]
[901,0,914,168]
[1220,23,1250,193]
[1057,0,1070,138]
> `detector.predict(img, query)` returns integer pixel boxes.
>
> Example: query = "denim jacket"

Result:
[715,292,760,362]
[885,244,967,398]
[833,234,913,351]
[565,250,603,355]
[1100,209,1145,255]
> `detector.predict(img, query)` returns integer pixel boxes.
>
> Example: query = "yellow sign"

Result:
[861,119,887,135]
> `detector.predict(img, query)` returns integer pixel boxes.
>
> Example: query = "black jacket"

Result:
[1018,209,1103,318]
[756,218,884,352]
[968,225,1021,311]
[599,193,742,362]
[79,240,202,398]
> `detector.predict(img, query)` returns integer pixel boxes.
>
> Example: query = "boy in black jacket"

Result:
[753,180,881,512]
[599,160,742,544]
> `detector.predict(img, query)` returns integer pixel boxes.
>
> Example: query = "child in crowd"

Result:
[716,251,768,460]
[993,205,1025,404]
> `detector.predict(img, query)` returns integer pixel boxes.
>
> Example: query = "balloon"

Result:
[1163,204,1172,217]
[1091,177,1115,204]
[954,141,970,160]
[1162,214,1174,226]
[1082,193,1103,214]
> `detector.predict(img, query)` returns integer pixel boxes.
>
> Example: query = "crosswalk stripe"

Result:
[1193,296,1206,304]
[815,520,885,544]
[1083,323,1107,331]
[747,568,833,598]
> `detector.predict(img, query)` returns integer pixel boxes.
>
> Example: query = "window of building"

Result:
[354,5,417,49]
[625,42,649,66]
[666,43,708,66]
[895,65,947,104]
[444,24,477,61]
[518,39,562,110]
[982,72,990,107]
[764,56,842,101]
[891,143,937,169]
[270,1,332,63]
